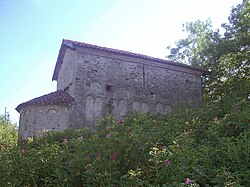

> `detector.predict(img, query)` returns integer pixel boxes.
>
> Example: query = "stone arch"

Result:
[111,100,118,115]
[35,109,47,133]
[155,103,164,114]
[18,111,30,139]
[95,97,103,120]
[85,95,104,125]
[47,109,58,130]
[117,99,127,116]
[22,110,30,131]
[164,104,172,113]
[132,101,140,112]
[140,103,149,113]
[112,99,127,118]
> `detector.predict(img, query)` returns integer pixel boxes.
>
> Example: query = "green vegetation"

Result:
[167,0,249,106]
[0,1,249,186]
[0,116,18,151]
[0,101,249,186]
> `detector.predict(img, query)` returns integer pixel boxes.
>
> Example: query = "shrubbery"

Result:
[0,117,18,151]
[0,98,249,186]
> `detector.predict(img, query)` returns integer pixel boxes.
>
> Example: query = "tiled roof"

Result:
[16,90,75,112]
[52,39,208,80]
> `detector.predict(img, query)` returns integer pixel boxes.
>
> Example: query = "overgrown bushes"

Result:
[0,99,249,186]
[0,118,18,151]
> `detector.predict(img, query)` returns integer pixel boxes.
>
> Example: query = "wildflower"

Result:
[23,148,29,156]
[63,138,68,144]
[97,152,102,160]
[85,153,91,158]
[185,178,191,185]
[77,136,83,141]
[164,159,171,166]
[158,145,163,150]
[117,120,124,125]
[105,133,112,138]
[110,153,117,160]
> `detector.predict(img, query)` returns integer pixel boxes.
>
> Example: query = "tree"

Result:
[0,115,18,151]
[167,1,250,107]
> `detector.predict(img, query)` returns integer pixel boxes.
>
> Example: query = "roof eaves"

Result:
[16,91,75,113]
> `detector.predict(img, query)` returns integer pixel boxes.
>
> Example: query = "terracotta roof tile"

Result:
[16,90,75,112]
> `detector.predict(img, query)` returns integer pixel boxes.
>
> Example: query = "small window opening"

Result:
[106,84,113,92]
[150,92,156,99]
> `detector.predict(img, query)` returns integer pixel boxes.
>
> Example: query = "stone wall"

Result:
[57,49,76,97]
[18,105,71,140]
[63,47,202,128]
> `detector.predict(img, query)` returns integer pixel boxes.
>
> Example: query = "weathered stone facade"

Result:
[17,39,207,139]
[16,91,74,140]
[17,105,71,140]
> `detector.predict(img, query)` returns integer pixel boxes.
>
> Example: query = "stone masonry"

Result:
[16,39,207,139]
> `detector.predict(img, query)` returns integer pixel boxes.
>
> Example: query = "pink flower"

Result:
[23,148,29,156]
[117,120,124,125]
[164,159,171,166]
[97,152,102,160]
[110,153,117,160]
[158,145,163,150]
[85,153,91,158]
[185,178,191,185]
[105,133,112,138]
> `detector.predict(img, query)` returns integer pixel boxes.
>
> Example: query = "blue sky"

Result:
[0,0,241,124]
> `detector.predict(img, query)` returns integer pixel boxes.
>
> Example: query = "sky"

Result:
[0,0,242,124]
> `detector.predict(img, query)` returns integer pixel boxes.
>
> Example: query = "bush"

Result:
[0,118,18,151]
[0,99,249,186]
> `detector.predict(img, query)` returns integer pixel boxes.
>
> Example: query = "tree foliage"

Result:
[0,116,18,151]
[167,1,250,106]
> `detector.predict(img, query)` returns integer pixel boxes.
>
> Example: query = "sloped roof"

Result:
[52,39,208,80]
[16,90,75,112]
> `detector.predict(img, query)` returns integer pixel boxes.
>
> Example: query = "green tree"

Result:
[0,115,18,151]
[167,1,250,107]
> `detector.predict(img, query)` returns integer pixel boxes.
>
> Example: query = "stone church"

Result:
[16,39,207,140]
